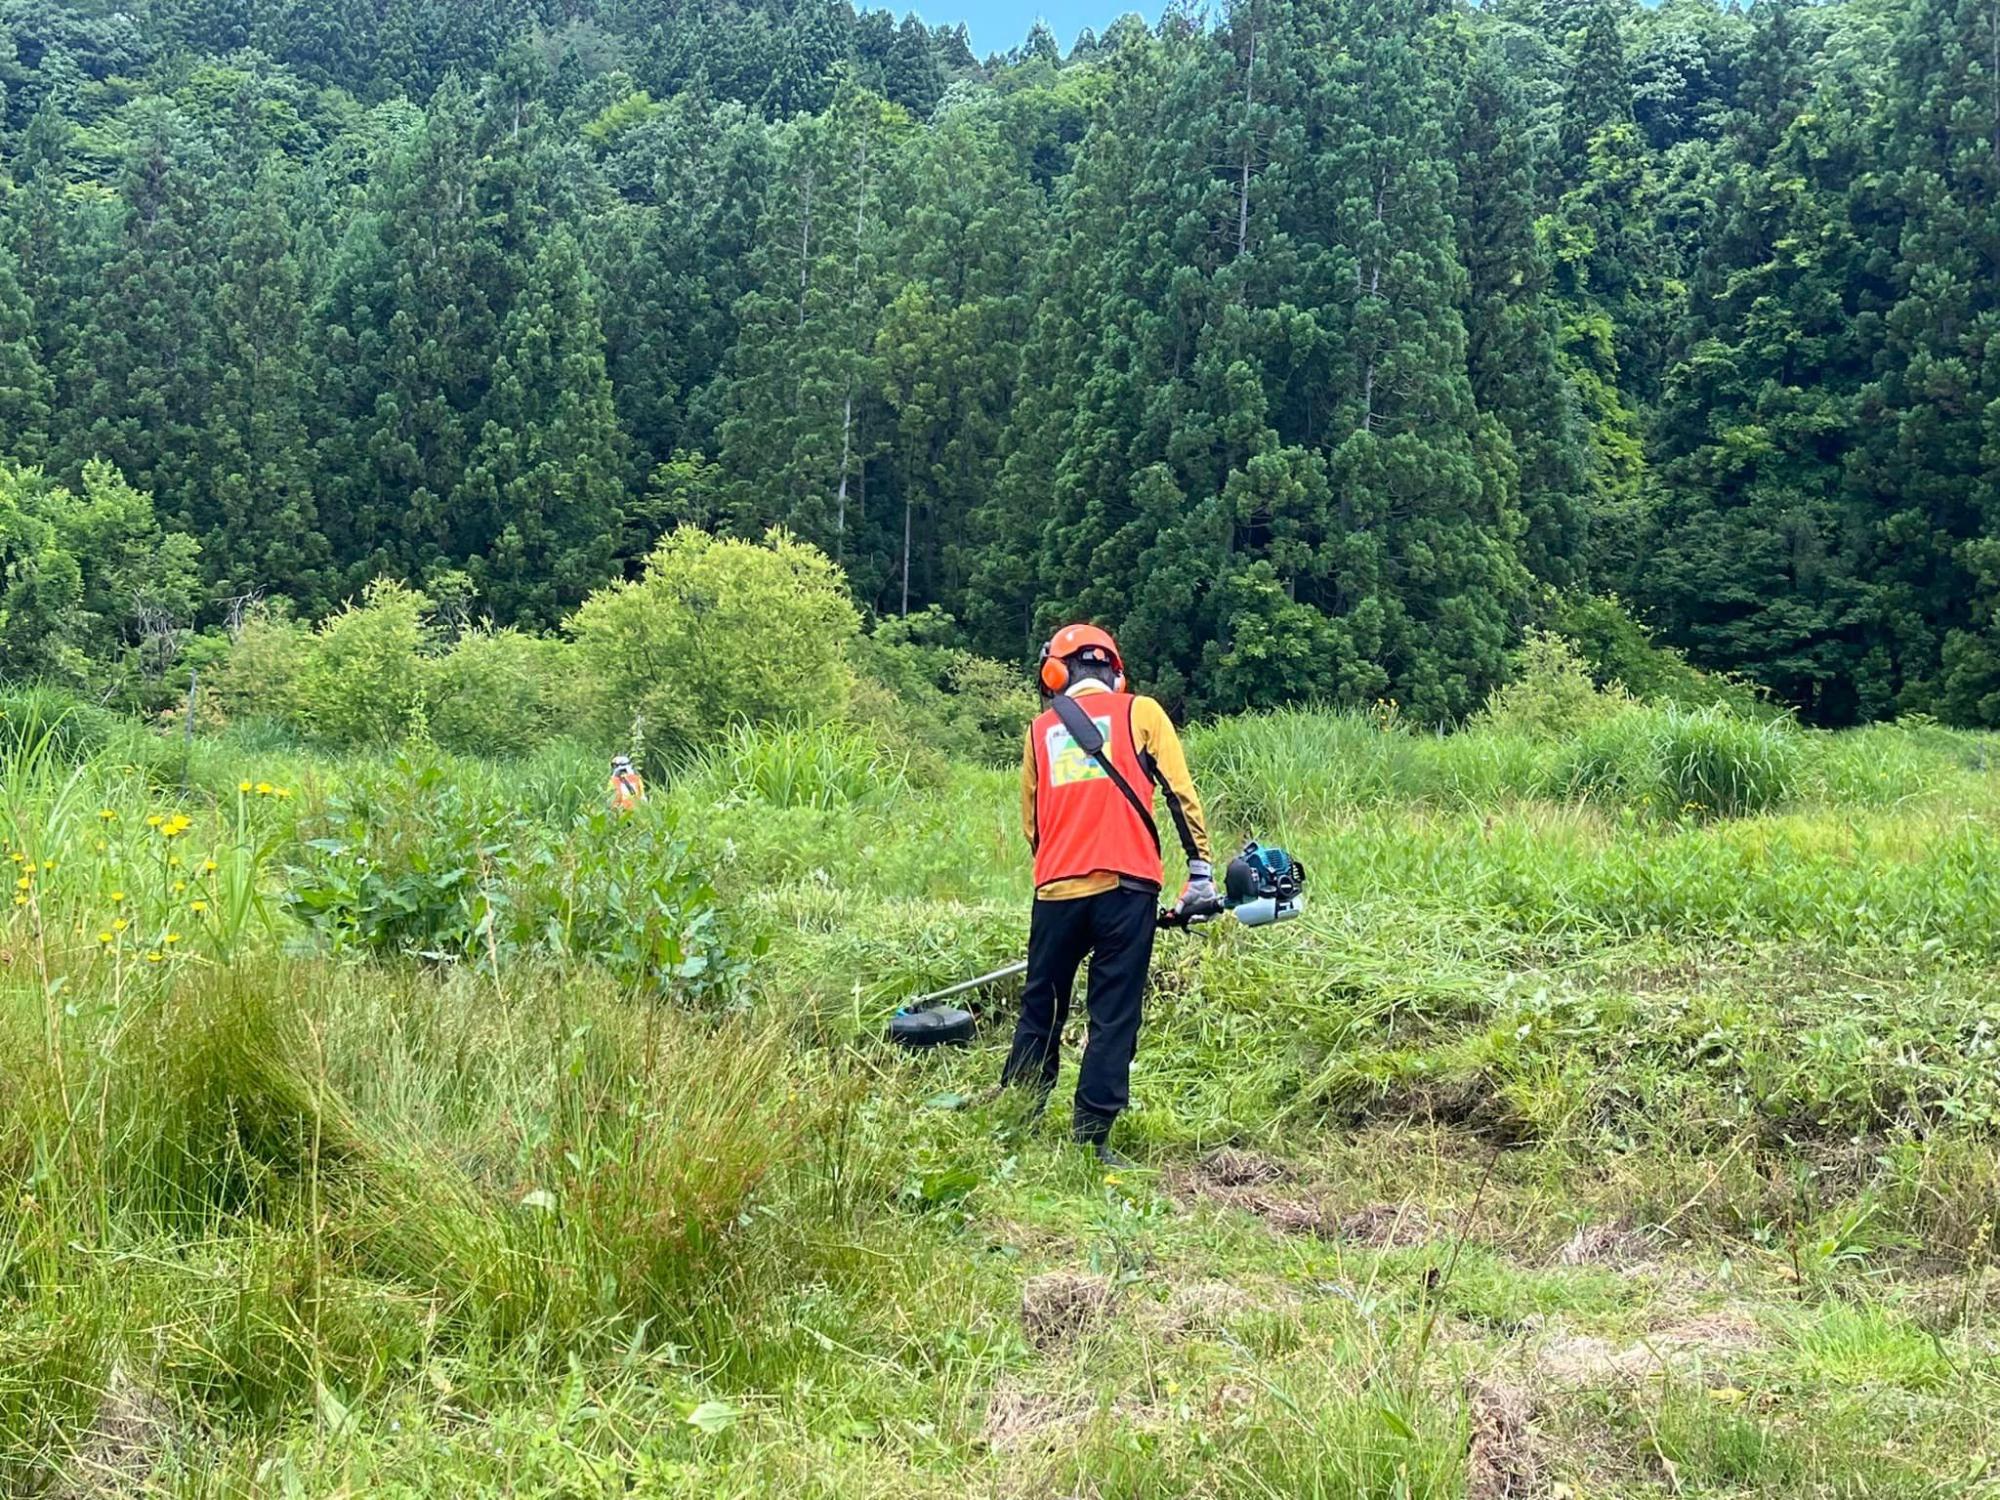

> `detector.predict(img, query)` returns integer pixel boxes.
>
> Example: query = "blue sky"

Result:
[914,0,1157,56]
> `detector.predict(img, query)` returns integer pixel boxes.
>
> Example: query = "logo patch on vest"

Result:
[1044,715,1116,786]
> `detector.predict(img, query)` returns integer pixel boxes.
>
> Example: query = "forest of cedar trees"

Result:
[2,0,1997,727]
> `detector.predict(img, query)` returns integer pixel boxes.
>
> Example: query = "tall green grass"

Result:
[1549,703,1802,818]
[679,719,910,811]
[0,684,118,764]
[7,700,2000,1492]
[1193,707,1546,823]
[1196,701,1997,829]
[0,958,902,1479]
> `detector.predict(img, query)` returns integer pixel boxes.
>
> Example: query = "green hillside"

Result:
[4,0,2000,724]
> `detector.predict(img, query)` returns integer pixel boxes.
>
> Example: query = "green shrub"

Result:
[282,755,747,1003]
[1192,707,1549,824]
[498,738,605,825]
[292,580,429,748]
[1804,718,2000,807]
[1475,629,1633,739]
[212,603,312,731]
[1551,593,1768,716]
[1194,708,1416,827]
[848,609,1037,767]
[1550,704,1801,819]
[425,628,583,758]
[0,459,203,712]
[215,585,429,749]
[567,527,860,754]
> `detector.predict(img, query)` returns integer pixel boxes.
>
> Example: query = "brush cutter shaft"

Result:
[908,959,1029,1008]
[908,907,1207,1007]
[891,844,1302,1047]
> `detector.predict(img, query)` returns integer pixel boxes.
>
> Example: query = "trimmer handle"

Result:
[1156,898,1225,931]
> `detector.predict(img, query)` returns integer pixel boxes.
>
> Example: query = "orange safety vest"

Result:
[1030,691,1162,890]
[610,769,645,812]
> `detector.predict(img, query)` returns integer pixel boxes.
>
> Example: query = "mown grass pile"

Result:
[4,688,1999,1495]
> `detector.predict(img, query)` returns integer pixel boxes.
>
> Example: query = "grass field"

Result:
[4,696,2000,1497]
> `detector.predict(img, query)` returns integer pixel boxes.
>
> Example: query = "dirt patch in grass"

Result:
[1166,1151,1327,1237]
[980,1382,1175,1460]
[1169,1151,1441,1250]
[1154,1279,1266,1339]
[1555,1222,1657,1271]
[1340,1201,1436,1249]
[52,1366,169,1499]
[1899,1269,2000,1333]
[1196,1148,1294,1188]
[981,1384,1095,1453]
[1651,1308,1761,1352]
[1021,1271,1116,1351]
[1203,1381,1257,1418]
[1525,1308,1763,1388]
[1465,1375,1543,1499]
[988,1218,1081,1259]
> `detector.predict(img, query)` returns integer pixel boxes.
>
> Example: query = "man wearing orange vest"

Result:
[609,754,646,813]
[1000,623,1217,1164]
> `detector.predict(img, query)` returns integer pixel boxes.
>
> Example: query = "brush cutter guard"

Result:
[887,846,1304,1050]
[885,1004,981,1047]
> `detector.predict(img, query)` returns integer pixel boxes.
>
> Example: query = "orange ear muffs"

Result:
[1040,648,1069,695]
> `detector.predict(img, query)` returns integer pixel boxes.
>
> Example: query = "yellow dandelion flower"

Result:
[145,951,163,964]
[11,895,26,907]
[276,787,292,798]
[146,814,163,828]
[238,780,252,794]
[41,859,54,870]
[172,881,187,894]
[190,900,208,914]
[110,891,124,902]
[112,918,127,933]
[202,860,218,873]
[168,856,182,868]
[165,933,181,945]
[13,876,29,891]
[255,782,274,796]
[98,809,117,821]
[97,931,112,944]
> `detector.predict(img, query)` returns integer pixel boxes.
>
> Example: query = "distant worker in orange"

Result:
[1000,623,1218,1165]
[609,754,646,813]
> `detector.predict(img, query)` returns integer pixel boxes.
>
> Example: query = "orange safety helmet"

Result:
[1039,623,1125,695]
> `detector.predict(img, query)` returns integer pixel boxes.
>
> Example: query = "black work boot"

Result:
[1088,1140,1136,1169]
[1073,1106,1130,1168]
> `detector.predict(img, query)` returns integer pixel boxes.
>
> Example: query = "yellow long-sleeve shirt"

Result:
[1020,681,1211,901]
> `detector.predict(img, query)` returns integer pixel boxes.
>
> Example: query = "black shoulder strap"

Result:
[1050,692,1160,854]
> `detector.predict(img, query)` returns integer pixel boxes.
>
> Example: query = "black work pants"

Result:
[999,885,1158,1144]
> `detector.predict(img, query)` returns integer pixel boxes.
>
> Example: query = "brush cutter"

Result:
[887,841,1306,1048]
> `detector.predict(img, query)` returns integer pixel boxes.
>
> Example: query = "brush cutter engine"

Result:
[1222,841,1306,927]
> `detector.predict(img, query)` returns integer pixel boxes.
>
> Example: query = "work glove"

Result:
[1174,859,1223,918]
